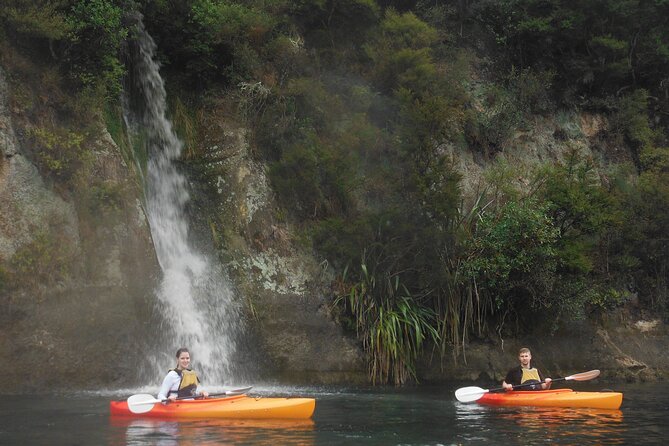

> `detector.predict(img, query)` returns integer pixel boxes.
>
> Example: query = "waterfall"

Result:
[122,13,242,385]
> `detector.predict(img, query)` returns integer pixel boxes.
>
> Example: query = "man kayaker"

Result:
[502,347,552,391]
[158,347,210,401]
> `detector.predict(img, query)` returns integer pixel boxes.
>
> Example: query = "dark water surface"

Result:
[1,382,667,445]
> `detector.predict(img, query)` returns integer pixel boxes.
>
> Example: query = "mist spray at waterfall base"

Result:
[122,13,246,386]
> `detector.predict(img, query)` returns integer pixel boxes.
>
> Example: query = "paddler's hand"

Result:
[503,383,513,391]
[201,391,209,398]
[543,378,552,389]
[167,395,177,402]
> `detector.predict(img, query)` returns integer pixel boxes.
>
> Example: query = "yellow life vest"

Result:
[170,368,200,398]
[520,367,541,384]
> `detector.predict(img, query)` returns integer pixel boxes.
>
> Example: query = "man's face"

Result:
[519,351,532,367]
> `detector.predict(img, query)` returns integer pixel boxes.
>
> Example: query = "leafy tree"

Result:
[364,10,438,92]
[1,0,70,41]
[462,200,560,316]
[64,0,128,96]
[1,0,129,97]
[536,149,617,273]
[469,0,669,113]
[613,149,669,313]
[608,89,657,169]
[289,0,380,52]
[143,0,277,87]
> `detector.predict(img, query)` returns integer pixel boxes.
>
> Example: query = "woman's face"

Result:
[177,352,191,370]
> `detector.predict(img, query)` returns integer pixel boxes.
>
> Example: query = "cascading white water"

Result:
[123,14,241,384]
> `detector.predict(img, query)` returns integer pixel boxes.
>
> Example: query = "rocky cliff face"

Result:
[427,109,669,384]
[0,43,663,390]
[0,51,364,390]
[447,112,632,207]
[188,105,365,383]
[0,64,158,391]
[421,316,669,384]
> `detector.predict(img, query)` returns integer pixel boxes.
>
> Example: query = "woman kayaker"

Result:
[158,347,210,401]
[502,347,552,391]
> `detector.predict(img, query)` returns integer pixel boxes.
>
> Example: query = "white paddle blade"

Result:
[454,386,488,403]
[225,386,253,396]
[127,394,163,414]
[566,369,600,381]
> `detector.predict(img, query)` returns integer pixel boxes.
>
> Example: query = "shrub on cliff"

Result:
[1,0,129,99]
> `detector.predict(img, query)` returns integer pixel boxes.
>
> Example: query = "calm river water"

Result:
[1,382,667,445]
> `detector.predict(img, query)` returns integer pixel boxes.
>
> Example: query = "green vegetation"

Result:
[27,126,89,181]
[1,0,130,99]
[462,200,560,314]
[469,0,669,106]
[83,182,126,213]
[1,229,75,305]
[3,1,669,384]
[335,258,440,385]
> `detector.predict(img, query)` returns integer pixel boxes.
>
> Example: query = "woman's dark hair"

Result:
[176,347,190,358]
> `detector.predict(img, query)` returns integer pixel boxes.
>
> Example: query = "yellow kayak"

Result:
[110,394,316,419]
[478,388,622,410]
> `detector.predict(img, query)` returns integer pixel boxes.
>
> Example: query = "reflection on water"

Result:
[501,407,624,445]
[110,417,315,446]
[455,401,625,444]
[1,384,668,445]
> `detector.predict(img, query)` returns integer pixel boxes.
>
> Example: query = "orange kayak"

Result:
[478,388,622,410]
[110,394,316,419]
